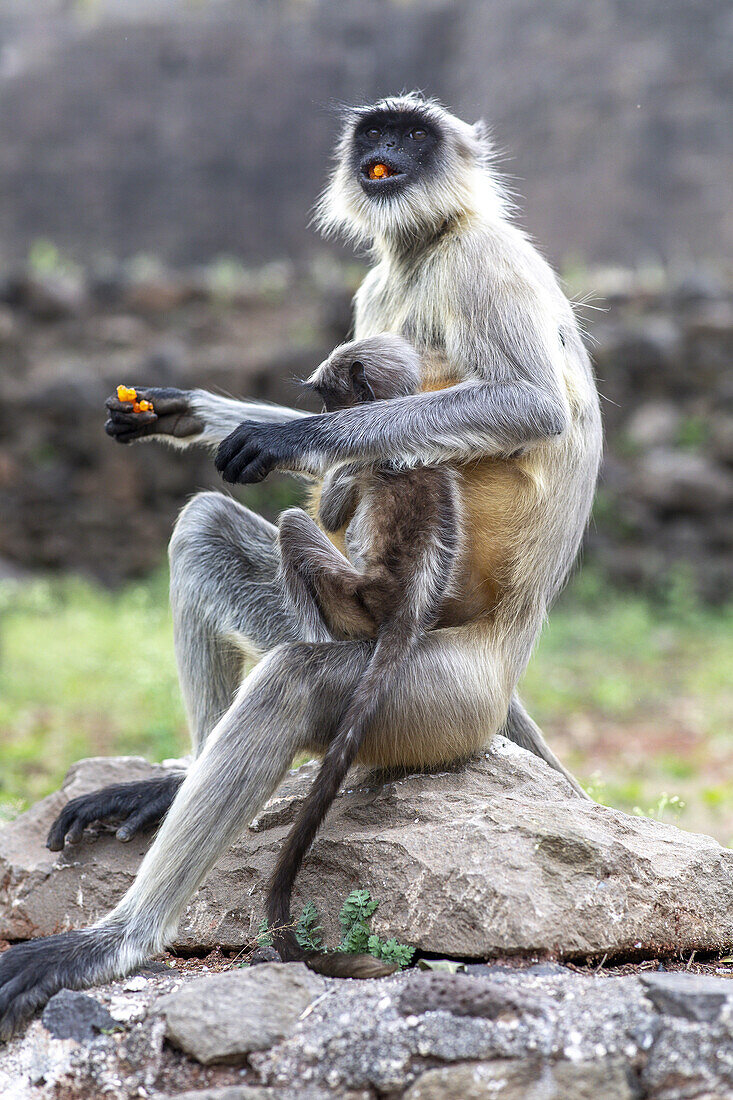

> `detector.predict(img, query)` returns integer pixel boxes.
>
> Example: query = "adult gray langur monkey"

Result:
[0,92,601,1036]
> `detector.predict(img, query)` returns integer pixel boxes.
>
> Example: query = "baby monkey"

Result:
[266,334,462,975]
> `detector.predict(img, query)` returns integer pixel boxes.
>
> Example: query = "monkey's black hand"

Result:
[105,387,204,444]
[215,419,311,484]
[46,775,184,850]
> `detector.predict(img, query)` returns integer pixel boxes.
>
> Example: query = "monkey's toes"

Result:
[115,792,177,842]
[46,775,184,851]
[0,931,102,1041]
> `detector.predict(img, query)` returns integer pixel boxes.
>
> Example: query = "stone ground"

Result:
[3,955,733,1098]
[4,741,733,1097]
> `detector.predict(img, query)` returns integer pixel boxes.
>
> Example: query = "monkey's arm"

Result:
[216,272,575,483]
[318,463,363,532]
[215,378,568,483]
[105,387,308,449]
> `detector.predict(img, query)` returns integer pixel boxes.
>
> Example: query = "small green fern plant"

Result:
[254,889,413,969]
[296,901,325,952]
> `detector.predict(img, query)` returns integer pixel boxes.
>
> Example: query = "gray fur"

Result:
[0,93,600,1032]
[173,391,307,451]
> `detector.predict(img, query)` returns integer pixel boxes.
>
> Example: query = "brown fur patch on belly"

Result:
[308,370,544,624]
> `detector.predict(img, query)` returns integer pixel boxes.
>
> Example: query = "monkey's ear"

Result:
[350,360,375,402]
[472,119,493,161]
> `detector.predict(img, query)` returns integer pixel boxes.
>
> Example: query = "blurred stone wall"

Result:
[0,260,341,581]
[586,273,732,600]
[0,0,729,269]
[0,263,730,599]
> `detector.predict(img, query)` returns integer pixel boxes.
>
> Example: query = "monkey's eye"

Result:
[365,127,381,141]
[410,128,428,141]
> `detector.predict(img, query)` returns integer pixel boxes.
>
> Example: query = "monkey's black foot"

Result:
[46,774,185,851]
[0,930,118,1040]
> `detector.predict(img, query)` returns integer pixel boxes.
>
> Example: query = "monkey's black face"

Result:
[315,383,357,413]
[353,110,441,198]
[309,358,376,412]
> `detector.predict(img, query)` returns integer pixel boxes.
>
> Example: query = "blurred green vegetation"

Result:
[522,568,731,738]
[521,568,733,842]
[0,571,184,818]
[0,567,731,840]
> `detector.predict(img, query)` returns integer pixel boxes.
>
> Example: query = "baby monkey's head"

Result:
[307,333,422,412]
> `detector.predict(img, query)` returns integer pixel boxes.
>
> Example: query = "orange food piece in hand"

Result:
[118,385,153,414]
[369,163,389,180]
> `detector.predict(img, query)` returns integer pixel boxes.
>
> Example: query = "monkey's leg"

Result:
[501,693,590,800]
[278,507,376,640]
[0,640,365,1037]
[1,631,499,1035]
[317,464,361,532]
[169,493,305,748]
[48,492,304,851]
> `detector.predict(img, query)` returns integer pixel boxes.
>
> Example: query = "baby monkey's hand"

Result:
[105,386,204,444]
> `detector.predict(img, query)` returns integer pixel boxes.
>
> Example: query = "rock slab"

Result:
[402,1060,638,1100]
[3,739,733,961]
[159,962,325,1065]
[640,971,733,1023]
[41,990,117,1043]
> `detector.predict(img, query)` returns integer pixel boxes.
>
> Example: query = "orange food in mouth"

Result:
[368,163,391,180]
[117,385,154,414]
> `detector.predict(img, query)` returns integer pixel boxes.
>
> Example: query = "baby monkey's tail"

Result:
[264,627,414,979]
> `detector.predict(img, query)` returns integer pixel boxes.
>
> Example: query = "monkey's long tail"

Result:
[265,627,414,979]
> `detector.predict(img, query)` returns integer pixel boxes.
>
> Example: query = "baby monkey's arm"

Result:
[317,463,363,532]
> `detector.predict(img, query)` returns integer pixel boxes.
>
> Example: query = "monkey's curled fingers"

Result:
[46,775,185,851]
[105,386,204,444]
[215,420,288,484]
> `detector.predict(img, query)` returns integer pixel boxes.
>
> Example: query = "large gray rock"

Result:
[159,963,325,1065]
[0,756,183,942]
[3,739,733,961]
